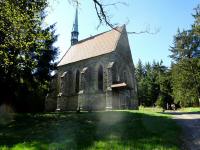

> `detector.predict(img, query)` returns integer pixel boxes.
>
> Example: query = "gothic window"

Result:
[75,70,80,93]
[98,65,103,91]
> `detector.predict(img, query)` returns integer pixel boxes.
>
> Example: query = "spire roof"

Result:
[71,5,79,45]
[72,7,78,33]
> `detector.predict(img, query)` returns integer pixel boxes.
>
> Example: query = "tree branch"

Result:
[70,0,159,35]
[92,0,115,29]
[102,2,128,7]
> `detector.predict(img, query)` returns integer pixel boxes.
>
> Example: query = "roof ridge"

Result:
[75,25,123,45]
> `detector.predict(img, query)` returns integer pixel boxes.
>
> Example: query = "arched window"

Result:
[75,70,80,93]
[98,65,103,91]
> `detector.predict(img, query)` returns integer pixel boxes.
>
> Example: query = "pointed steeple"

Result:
[71,6,79,45]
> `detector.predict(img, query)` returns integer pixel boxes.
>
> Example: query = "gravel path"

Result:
[168,112,200,150]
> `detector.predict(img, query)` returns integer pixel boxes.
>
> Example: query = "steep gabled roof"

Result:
[57,26,124,66]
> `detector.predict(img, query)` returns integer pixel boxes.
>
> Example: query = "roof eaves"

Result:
[58,51,115,67]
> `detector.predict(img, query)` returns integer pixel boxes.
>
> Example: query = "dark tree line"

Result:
[135,5,200,108]
[135,60,173,108]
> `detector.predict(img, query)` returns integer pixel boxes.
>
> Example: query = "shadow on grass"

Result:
[0,111,181,150]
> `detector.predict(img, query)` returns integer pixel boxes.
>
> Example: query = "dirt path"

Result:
[167,112,200,150]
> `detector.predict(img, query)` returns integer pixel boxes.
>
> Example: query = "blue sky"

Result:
[45,0,199,67]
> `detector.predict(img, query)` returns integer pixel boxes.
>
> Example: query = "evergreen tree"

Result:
[135,59,170,107]
[156,68,173,108]
[135,59,145,105]
[193,5,200,36]
[170,5,200,107]
[135,59,144,81]
[171,59,200,107]
[0,0,58,112]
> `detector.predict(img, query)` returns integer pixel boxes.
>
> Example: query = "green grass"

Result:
[139,106,200,113]
[178,107,200,112]
[138,106,164,112]
[0,110,181,150]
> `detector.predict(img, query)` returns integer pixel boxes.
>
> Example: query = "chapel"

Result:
[45,7,138,111]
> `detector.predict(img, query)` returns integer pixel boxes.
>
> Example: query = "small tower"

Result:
[71,6,79,45]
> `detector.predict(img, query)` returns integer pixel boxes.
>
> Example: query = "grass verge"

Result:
[178,107,200,112]
[0,110,181,150]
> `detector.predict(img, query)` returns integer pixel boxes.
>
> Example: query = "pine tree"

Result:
[135,59,145,105]
[156,68,173,108]
[170,5,200,107]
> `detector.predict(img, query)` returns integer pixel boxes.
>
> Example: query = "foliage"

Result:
[156,95,165,108]
[135,59,145,105]
[135,60,172,108]
[0,111,181,150]
[171,59,200,107]
[158,70,173,108]
[0,0,58,112]
[170,5,200,107]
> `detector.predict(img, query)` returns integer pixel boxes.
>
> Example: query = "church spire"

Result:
[71,5,79,45]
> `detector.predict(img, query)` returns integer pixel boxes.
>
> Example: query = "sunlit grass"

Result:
[139,106,200,113]
[0,110,181,150]
[138,105,164,113]
[178,107,200,112]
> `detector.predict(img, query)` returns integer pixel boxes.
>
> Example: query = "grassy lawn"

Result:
[139,106,200,113]
[178,107,200,112]
[0,110,181,150]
